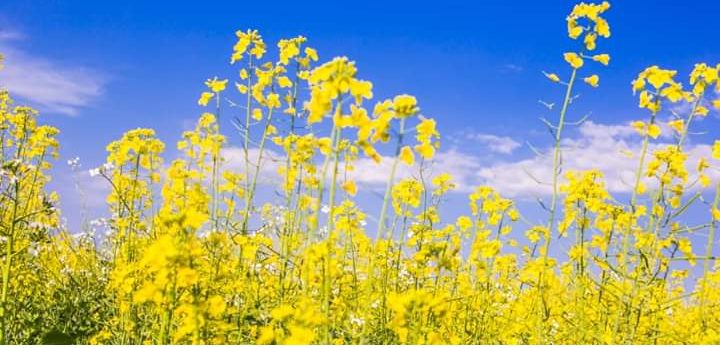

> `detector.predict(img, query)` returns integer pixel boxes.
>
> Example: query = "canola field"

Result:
[1,1,720,344]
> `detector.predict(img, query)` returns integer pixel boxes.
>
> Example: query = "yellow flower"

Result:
[266,124,277,135]
[709,98,720,110]
[631,121,646,135]
[567,1,612,41]
[592,54,610,66]
[699,174,711,188]
[304,47,319,61]
[198,92,214,106]
[277,76,293,88]
[632,77,646,92]
[415,143,435,160]
[342,180,357,196]
[647,124,661,139]
[638,90,659,113]
[350,80,373,104]
[647,66,677,89]
[205,77,228,93]
[207,295,227,318]
[713,140,720,160]
[693,105,709,117]
[266,93,281,108]
[271,305,293,321]
[594,17,610,37]
[660,83,687,102]
[667,119,684,133]
[235,82,248,94]
[432,173,456,195]
[456,216,473,231]
[563,52,584,69]
[278,37,303,65]
[252,108,263,121]
[567,19,583,39]
[399,146,415,166]
[584,32,597,50]
[544,72,561,83]
[583,74,599,87]
[416,118,438,142]
[317,137,332,155]
[393,94,419,117]
[391,178,424,213]
[284,325,315,345]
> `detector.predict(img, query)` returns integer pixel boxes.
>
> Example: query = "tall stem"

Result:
[543,68,577,260]
[700,182,720,327]
[243,106,275,232]
[0,182,18,344]
[377,117,406,241]
[241,55,254,233]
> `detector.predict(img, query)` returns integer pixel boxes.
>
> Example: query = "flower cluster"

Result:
[2,1,720,345]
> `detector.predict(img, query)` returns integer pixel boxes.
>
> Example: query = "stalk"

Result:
[241,55,254,234]
[537,68,577,332]
[242,101,274,232]
[322,120,343,344]
[326,124,342,236]
[542,69,577,259]
[377,117,406,241]
[700,182,720,326]
[0,181,18,344]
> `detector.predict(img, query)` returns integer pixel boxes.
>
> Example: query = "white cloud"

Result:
[201,120,719,201]
[217,145,485,194]
[345,148,482,191]
[221,146,284,184]
[471,120,717,198]
[344,120,717,199]
[0,31,106,116]
[465,133,521,154]
[73,170,112,208]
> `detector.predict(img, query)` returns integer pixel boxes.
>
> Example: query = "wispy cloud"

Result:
[222,146,284,183]
[344,148,482,191]
[0,30,106,116]
[464,132,521,154]
[470,120,717,198]
[349,120,716,199]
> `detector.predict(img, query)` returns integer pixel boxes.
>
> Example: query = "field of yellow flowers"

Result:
[0,1,719,345]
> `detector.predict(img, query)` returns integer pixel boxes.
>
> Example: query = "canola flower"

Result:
[1,2,720,345]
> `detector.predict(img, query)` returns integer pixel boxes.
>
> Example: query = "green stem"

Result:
[241,55,254,234]
[537,68,577,332]
[242,104,274,232]
[700,182,720,327]
[0,182,18,344]
[377,117,406,241]
[543,68,577,260]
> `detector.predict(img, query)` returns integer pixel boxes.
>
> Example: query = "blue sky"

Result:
[0,0,719,246]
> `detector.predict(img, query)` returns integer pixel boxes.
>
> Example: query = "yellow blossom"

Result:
[399,146,415,166]
[584,74,599,87]
[592,54,610,65]
[205,77,228,93]
[342,180,357,196]
[198,92,214,106]
[563,52,584,69]
[544,72,561,83]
